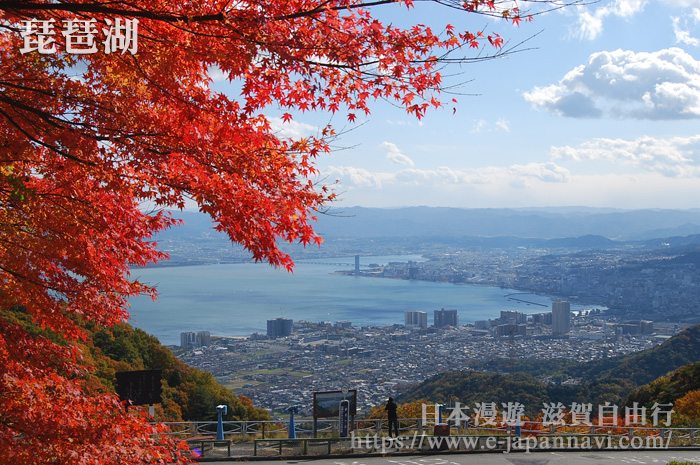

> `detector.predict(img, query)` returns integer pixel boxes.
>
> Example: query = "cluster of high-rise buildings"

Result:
[266,317,293,338]
[181,301,576,347]
[404,308,458,329]
[179,330,211,348]
[183,299,655,351]
[474,300,572,337]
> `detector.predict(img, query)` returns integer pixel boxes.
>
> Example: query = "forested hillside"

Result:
[4,306,269,423]
[400,324,700,417]
[87,322,271,422]
[626,361,700,424]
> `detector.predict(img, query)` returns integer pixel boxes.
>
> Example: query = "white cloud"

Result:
[323,163,570,192]
[395,167,483,184]
[575,10,605,41]
[380,142,415,166]
[573,0,649,40]
[268,117,318,139]
[323,166,391,188]
[386,119,423,127]
[328,170,700,209]
[550,134,700,177]
[524,48,700,119]
[471,118,511,133]
[665,0,700,7]
[472,120,489,133]
[572,0,700,41]
[508,162,572,183]
[672,16,700,46]
[496,119,511,132]
[208,66,227,82]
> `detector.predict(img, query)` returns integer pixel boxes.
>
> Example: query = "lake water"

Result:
[128,255,591,345]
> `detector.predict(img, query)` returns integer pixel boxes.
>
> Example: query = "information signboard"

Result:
[313,389,357,418]
[116,369,162,405]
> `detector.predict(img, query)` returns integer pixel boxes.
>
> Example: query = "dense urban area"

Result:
[178,314,681,418]
[166,220,700,418]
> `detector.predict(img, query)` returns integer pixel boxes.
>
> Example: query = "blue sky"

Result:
[218,0,700,210]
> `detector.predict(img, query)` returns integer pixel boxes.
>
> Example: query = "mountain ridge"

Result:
[158,207,700,242]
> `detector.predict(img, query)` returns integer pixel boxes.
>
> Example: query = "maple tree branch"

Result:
[0,263,53,292]
[0,80,130,122]
[0,107,97,167]
[127,54,205,110]
[0,80,167,145]
[0,94,67,131]
[0,417,23,438]
[430,0,594,17]
[0,93,120,145]
[274,0,584,24]
[273,0,397,21]
[0,236,61,276]
[0,0,576,27]
[0,1,226,23]
[0,232,115,302]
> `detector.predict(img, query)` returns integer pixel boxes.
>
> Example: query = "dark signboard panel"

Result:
[313,390,357,418]
[116,370,162,405]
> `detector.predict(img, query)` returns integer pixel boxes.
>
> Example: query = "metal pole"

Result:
[286,406,299,439]
[216,405,227,441]
[289,411,296,439]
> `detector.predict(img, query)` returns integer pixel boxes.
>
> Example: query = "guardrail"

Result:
[158,418,469,439]
[158,418,700,445]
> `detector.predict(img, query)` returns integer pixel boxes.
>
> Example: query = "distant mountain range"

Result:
[311,206,700,241]
[160,206,700,244]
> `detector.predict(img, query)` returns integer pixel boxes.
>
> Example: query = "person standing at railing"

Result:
[386,397,399,438]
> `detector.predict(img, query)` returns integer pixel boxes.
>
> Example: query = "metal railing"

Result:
[158,418,700,446]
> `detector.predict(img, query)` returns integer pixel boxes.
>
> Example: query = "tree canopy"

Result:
[0,0,548,462]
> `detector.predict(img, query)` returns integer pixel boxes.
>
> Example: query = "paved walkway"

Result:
[196,449,700,464]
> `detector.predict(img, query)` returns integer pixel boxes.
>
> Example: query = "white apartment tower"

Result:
[405,310,428,329]
[180,331,196,348]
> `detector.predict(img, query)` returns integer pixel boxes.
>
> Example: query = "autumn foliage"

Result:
[0,0,532,463]
[675,390,700,419]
